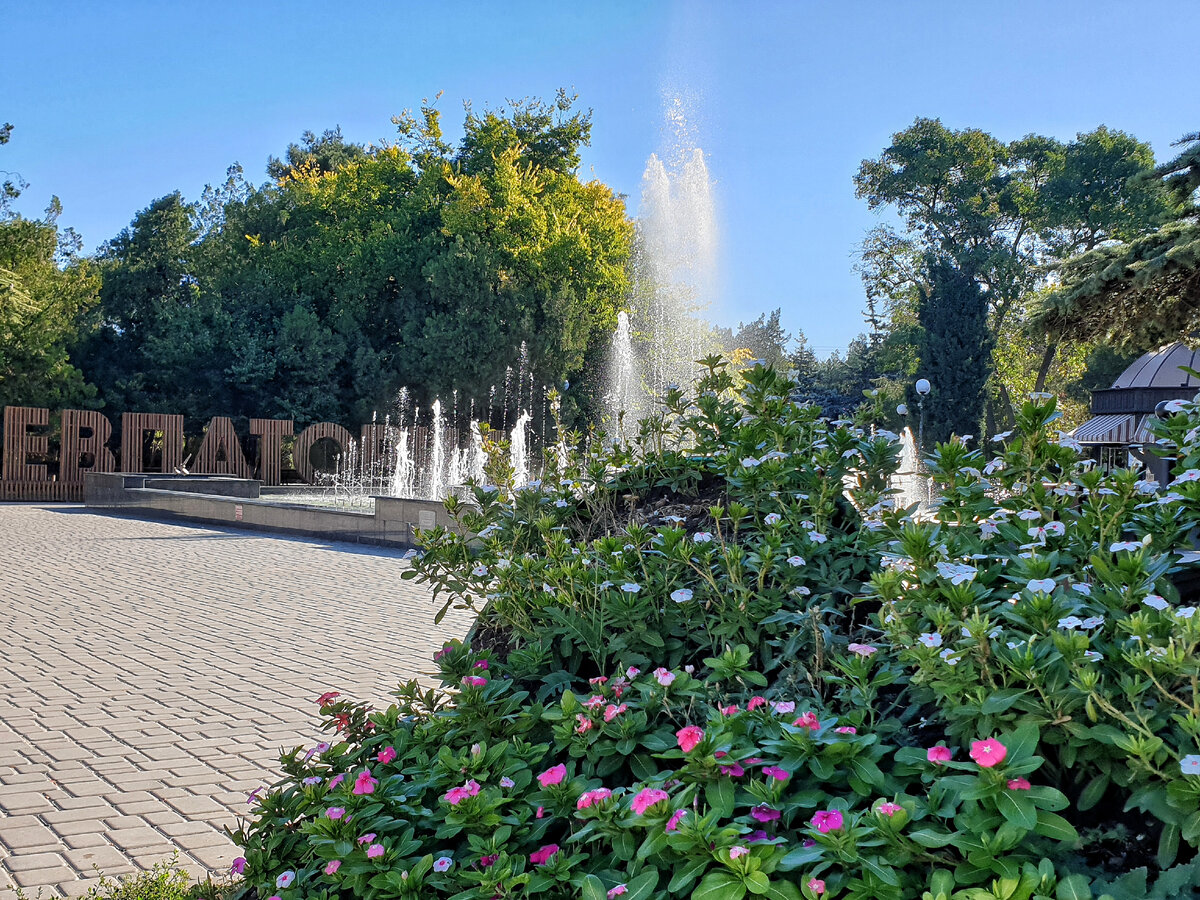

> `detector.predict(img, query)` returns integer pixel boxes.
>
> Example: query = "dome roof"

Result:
[1112,342,1200,389]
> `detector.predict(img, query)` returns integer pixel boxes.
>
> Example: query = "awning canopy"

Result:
[1072,414,1140,444]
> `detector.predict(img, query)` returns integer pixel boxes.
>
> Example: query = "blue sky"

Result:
[4,0,1197,355]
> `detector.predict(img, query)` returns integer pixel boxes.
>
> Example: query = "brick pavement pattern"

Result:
[0,505,472,897]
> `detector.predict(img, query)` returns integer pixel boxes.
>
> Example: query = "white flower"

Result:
[1026,578,1056,594]
[1044,522,1065,536]
[1007,640,1024,650]
[1070,582,1092,596]
[980,521,1000,539]
[653,667,675,686]
[277,871,297,889]
[1182,755,1200,775]
[1057,432,1083,452]
[1143,595,1169,611]
[693,532,713,543]
[787,556,806,567]
[790,586,811,597]
[555,498,569,508]
[935,562,978,585]
[1165,399,1191,414]
[1017,510,1041,521]
[984,458,1005,475]
[433,857,453,872]
[1135,480,1160,495]
[621,582,641,593]
[918,632,943,648]
[663,515,685,524]
[472,565,489,577]
[598,580,613,590]
[1083,650,1102,662]
[1029,391,1053,400]
[1081,616,1105,629]
[939,648,960,666]
[741,457,762,468]
[841,449,859,459]
[478,524,501,538]
[1177,607,1197,619]
[1170,469,1200,486]
[670,588,693,603]
[807,531,828,544]
[960,626,972,638]
[991,430,1014,442]
[764,513,781,526]
[1109,541,1143,552]
[543,583,556,594]
[1058,616,1084,630]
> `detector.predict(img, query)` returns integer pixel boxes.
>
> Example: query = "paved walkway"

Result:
[0,505,472,897]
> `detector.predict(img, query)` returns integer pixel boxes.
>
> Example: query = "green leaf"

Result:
[862,856,900,886]
[745,871,771,895]
[996,790,1038,831]
[1077,774,1109,811]
[763,881,803,900]
[1034,810,1079,843]
[1055,874,1092,900]
[693,870,748,900]
[669,858,710,893]
[581,874,608,900]
[1157,822,1181,869]
[624,870,660,900]
[981,688,1026,714]
[908,828,958,848]
[706,778,735,818]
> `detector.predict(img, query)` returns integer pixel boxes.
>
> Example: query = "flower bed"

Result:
[232,360,1200,899]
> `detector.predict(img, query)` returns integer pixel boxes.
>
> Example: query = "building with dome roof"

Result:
[1073,341,1200,480]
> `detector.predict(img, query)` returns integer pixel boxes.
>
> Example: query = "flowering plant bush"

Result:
[235,362,1200,899]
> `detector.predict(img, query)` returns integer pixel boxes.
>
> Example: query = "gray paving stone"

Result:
[0,504,469,894]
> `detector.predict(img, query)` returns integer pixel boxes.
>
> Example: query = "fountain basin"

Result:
[83,473,460,547]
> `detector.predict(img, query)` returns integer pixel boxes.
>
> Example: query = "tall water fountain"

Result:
[606,98,718,432]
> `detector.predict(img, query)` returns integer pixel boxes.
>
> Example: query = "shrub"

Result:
[234,361,1200,899]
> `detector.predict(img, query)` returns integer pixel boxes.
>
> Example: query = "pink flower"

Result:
[326,806,346,819]
[246,787,264,805]
[808,878,826,895]
[666,808,688,831]
[751,805,781,823]
[444,779,481,805]
[366,843,384,859]
[626,666,641,678]
[589,676,608,686]
[461,675,488,687]
[729,845,750,859]
[676,725,704,753]
[970,739,1008,768]
[1007,777,1032,791]
[584,695,606,709]
[810,809,844,833]
[577,788,613,809]
[324,859,341,875]
[876,801,902,816]
[847,643,878,657]
[576,714,594,734]
[536,806,545,818]
[762,766,790,782]
[353,771,378,795]
[927,745,953,764]
[720,761,745,777]
[377,746,397,764]
[834,726,857,734]
[721,704,740,716]
[474,660,489,669]
[747,696,767,711]
[530,844,559,866]
[479,854,499,868]
[608,886,628,898]
[317,691,341,707]
[230,857,246,875]
[328,773,346,789]
[434,645,452,660]
[653,667,676,686]
[538,764,567,787]
[792,711,821,731]
[773,701,796,714]
[357,832,377,844]
[631,787,670,814]
[604,703,627,722]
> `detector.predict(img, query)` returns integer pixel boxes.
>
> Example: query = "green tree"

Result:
[1034,131,1200,350]
[912,257,993,445]
[0,125,98,410]
[724,308,791,367]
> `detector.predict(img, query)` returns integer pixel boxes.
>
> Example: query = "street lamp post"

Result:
[915,378,931,451]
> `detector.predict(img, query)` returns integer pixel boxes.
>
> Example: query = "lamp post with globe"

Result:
[915,378,931,451]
